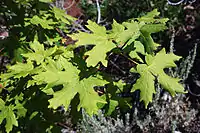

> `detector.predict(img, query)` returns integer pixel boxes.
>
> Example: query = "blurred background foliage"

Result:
[80,0,184,24]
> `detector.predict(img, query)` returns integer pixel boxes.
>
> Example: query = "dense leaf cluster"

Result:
[0,1,185,132]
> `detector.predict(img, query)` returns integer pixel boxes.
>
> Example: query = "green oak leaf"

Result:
[142,8,160,18]
[158,73,185,96]
[116,21,141,44]
[22,41,57,65]
[106,99,118,116]
[146,49,185,96]
[108,20,125,40]
[137,9,169,24]
[140,24,167,54]
[26,15,57,29]
[141,24,167,34]
[0,99,18,133]
[52,7,76,24]
[76,76,108,114]
[132,49,185,108]
[140,32,160,54]
[0,61,34,80]
[39,0,53,3]
[131,64,156,108]
[33,56,108,115]
[136,9,168,54]
[145,49,181,70]
[129,41,146,62]
[70,20,116,67]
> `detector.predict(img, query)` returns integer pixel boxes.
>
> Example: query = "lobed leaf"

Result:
[129,41,146,62]
[70,20,116,67]
[32,56,108,115]
[132,49,185,108]
[27,15,57,29]
[131,64,156,108]
[52,7,76,25]
[0,99,18,133]
[137,9,169,24]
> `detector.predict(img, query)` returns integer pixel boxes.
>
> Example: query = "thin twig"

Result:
[73,20,91,33]
[109,60,127,75]
[65,0,75,10]
[119,53,139,65]
[0,48,4,53]
[77,24,91,33]
[96,0,101,24]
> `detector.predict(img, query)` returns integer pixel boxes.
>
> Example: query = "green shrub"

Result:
[0,0,186,132]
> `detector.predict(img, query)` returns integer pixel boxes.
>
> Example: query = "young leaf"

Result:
[116,21,141,44]
[137,9,169,24]
[22,41,57,65]
[106,99,118,116]
[39,0,53,3]
[1,62,34,80]
[33,56,108,115]
[141,24,167,34]
[140,32,160,54]
[108,20,124,40]
[129,41,146,62]
[52,7,76,25]
[131,64,156,108]
[132,49,185,108]
[146,49,185,96]
[0,99,18,133]
[26,15,57,29]
[142,9,160,18]
[70,20,116,67]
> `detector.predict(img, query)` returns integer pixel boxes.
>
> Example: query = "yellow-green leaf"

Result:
[132,49,185,108]
[70,20,116,67]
